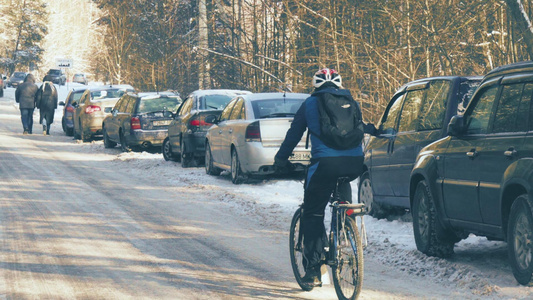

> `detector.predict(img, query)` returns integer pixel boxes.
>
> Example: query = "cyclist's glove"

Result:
[274,157,294,174]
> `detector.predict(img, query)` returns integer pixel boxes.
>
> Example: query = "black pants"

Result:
[301,156,364,271]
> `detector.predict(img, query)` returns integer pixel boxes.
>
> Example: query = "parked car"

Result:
[7,72,27,88]
[1,74,6,89]
[409,61,533,285]
[102,93,181,151]
[72,73,88,85]
[44,69,66,85]
[73,85,135,142]
[359,76,481,218]
[163,89,251,167]
[59,87,90,136]
[0,74,5,97]
[204,92,310,183]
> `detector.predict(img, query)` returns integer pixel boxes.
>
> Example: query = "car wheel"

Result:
[358,171,388,219]
[231,149,246,184]
[120,130,131,152]
[0,88,3,97]
[103,128,117,148]
[205,142,222,176]
[508,194,533,286]
[412,180,455,258]
[80,121,91,142]
[162,138,179,162]
[181,139,193,168]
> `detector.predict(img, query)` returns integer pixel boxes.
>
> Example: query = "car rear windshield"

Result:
[13,72,25,78]
[200,95,234,110]
[92,89,133,99]
[139,97,181,113]
[252,98,305,118]
[48,70,61,75]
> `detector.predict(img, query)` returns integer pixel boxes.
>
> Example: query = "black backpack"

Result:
[312,92,364,150]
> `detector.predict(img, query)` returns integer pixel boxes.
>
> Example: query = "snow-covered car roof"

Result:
[189,89,251,97]
[240,92,309,101]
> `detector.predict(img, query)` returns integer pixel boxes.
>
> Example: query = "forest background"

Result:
[1,0,533,122]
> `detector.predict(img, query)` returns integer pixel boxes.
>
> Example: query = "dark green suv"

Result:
[410,61,533,285]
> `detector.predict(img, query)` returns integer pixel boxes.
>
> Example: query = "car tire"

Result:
[0,88,3,97]
[79,120,91,142]
[181,140,194,168]
[162,138,179,162]
[231,149,246,184]
[103,128,117,148]
[508,194,533,286]
[120,130,131,152]
[358,171,388,219]
[412,180,455,258]
[205,142,222,176]
[62,118,74,136]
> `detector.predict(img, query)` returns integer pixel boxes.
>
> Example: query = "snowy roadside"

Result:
[3,85,532,299]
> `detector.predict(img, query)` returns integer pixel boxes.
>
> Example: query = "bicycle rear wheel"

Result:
[332,217,363,300]
[289,208,314,291]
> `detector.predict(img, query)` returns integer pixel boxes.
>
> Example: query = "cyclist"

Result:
[274,68,377,289]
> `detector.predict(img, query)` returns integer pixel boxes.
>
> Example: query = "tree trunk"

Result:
[504,0,533,59]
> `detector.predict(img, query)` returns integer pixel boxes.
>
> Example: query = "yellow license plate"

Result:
[153,120,171,126]
[289,152,310,161]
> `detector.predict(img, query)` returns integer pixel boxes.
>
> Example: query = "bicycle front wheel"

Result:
[289,208,314,291]
[332,217,364,300]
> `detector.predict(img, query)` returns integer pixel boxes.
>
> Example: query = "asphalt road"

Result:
[0,90,472,299]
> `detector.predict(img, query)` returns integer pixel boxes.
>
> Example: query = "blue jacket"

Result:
[275,87,364,161]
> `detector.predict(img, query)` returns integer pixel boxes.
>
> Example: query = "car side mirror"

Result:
[448,115,465,137]
[71,101,77,107]
[205,114,218,124]
[112,109,118,116]
[59,101,65,106]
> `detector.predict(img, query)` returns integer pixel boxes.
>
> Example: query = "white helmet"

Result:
[312,68,342,89]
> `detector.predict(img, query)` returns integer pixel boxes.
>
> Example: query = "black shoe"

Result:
[302,267,322,288]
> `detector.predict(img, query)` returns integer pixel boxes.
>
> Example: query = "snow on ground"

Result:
[3,84,533,299]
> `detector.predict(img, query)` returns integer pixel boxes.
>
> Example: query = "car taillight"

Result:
[85,105,101,114]
[245,121,261,142]
[66,106,75,112]
[189,119,211,127]
[131,117,141,130]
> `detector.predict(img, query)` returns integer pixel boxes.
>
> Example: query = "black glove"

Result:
[274,157,294,174]
[364,123,379,136]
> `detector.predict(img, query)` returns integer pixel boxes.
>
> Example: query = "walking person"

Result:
[274,68,378,289]
[15,74,39,134]
[35,81,58,135]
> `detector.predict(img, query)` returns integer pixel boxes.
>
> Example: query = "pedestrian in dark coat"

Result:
[35,81,58,135]
[15,74,39,134]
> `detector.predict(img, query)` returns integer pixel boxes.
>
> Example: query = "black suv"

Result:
[410,61,533,285]
[359,76,481,218]
[44,69,66,85]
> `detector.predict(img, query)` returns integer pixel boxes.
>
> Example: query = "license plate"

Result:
[153,120,171,126]
[289,151,310,161]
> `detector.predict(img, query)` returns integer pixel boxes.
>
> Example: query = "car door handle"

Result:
[466,149,478,159]
[504,148,517,158]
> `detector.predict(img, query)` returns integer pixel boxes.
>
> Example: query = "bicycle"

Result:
[289,177,366,300]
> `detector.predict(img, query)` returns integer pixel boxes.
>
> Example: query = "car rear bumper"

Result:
[236,142,310,174]
[183,132,207,157]
[128,129,168,148]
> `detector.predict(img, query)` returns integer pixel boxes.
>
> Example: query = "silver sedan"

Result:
[205,92,311,184]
